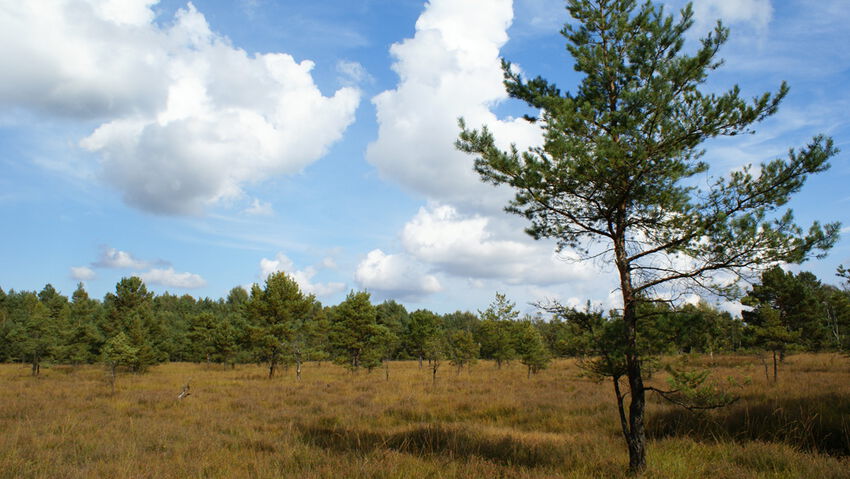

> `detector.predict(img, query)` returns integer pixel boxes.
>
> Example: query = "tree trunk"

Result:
[623,302,647,474]
[616,231,647,475]
[761,354,770,383]
[268,358,277,379]
[418,354,423,369]
[772,350,778,383]
[625,350,647,474]
[296,358,302,381]
[31,354,40,377]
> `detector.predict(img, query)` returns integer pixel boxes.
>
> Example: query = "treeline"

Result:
[1,267,848,379]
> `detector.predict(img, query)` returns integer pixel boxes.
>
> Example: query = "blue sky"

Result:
[1,0,848,314]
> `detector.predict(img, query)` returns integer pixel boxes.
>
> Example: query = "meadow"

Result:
[1,354,849,478]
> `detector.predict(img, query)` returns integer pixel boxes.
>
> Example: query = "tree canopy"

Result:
[457,0,839,473]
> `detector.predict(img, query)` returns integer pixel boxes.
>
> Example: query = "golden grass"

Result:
[0,354,848,478]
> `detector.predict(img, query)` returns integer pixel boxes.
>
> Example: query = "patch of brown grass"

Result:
[0,355,847,478]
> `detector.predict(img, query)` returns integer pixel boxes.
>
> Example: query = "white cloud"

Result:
[0,1,360,215]
[367,0,540,212]
[401,205,596,285]
[94,247,150,269]
[361,0,618,309]
[70,266,96,281]
[259,253,345,297]
[690,0,773,33]
[138,267,207,289]
[243,198,274,216]
[354,249,442,300]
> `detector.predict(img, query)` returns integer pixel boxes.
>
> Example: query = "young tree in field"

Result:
[447,330,479,373]
[406,309,443,369]
[10,292,57,376]
[376,300,409,359]
[245,272,315,379]
[102,332,138,394]
[477,294,520,368]
[328,291,388,370]
[457,1,839,472]
[103,277,162,372]
[748,307,800,383]
[423,333,448,386]
[514,321,551,378]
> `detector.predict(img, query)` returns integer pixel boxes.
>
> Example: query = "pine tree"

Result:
[514,321,551,378]
[245,272,315,379]
[457,1,839,472]
[328,291,388,371]
[447,330,479,373]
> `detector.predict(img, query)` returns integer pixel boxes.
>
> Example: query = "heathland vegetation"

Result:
[1,266,850,477]
[3,0,849,476]
[0,354,849,478]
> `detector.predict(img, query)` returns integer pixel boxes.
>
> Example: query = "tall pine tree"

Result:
[458,0,839,472]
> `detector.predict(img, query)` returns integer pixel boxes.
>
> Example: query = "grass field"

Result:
[1,354,849,478]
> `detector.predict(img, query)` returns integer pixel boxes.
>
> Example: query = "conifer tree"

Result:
[328,291,389,370]
[515,321,551,378]
[458,1,839,472]
[447,329,479,373]
[245,272,315,379]
[103,277,161,372]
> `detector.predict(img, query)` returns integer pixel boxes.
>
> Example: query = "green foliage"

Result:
[457,0,839,472]
[103,277,162,372]
[328,291,389,370]
[9,292,57,375]
[476,293,520,368]
[375,300,409,359]
[101,331,138,392]
[514,321,551,376]
[660,366,736,410]
[749,307,801,354]
[245,272,316,378]
[101,332,138,370]
[447,330,479,371]
[187,312,218,363]
[743,266,837,352]
[406,309,443,365]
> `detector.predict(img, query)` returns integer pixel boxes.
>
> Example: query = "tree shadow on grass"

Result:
[297,422,574,469]
[648,392,850,456]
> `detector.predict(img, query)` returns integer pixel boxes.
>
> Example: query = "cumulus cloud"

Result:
[94,247,150,269]
[361,0,619,307]
[1,1,360,215]
[70,266,96,281]
[354,249,442,300]
[366,0,540,212]
[401,205,596,286]
[138,267,207,289]
[259,253,345,297]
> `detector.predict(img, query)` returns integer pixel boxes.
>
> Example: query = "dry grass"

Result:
[0,354,848,478]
